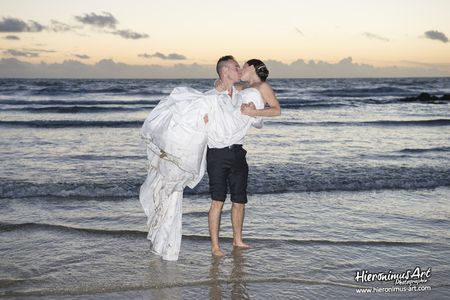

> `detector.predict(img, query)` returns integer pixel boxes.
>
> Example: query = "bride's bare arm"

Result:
[241,83,281,117]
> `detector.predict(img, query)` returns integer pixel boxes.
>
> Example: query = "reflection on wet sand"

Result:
[209,248,249,299]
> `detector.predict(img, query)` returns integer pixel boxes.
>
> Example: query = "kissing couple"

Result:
[140,55,281,260]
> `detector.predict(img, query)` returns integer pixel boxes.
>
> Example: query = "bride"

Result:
[139,58,280,260]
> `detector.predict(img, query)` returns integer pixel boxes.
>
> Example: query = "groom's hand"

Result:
[241,102,257,116]
[203,113,209,124]
[214,79,226,92]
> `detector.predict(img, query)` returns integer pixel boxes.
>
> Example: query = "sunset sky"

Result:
[1,0,449,77]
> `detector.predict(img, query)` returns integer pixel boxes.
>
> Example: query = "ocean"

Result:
[0,77,449,299]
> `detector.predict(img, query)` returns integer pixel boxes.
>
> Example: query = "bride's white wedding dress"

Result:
[139,86,264,260]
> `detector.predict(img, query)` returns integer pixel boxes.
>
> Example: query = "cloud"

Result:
[50,19,79,32]
[424,30,448,43]
[2,47,56,59]
[3,49,39,57]
[137,53,153,59]
[294,27,304,36]
[74,12,118,29]
[0,14,148,40]
[363,32,389,42]
[400,60,450,71]
[0,58,213,78]
[73,12,148,39]
[112,29,149,39]
[73,54,90,59]
[139,52,186,60]
[1,57,448,79]
[0,17,45,32]
[265,57,450,78]
[22,48,56,53]
[3,35,20,40]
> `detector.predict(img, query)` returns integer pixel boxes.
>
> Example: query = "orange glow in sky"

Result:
[1,0,449,77]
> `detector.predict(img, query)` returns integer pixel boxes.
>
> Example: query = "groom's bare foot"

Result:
[212,248,225,257]
[233,241,251,249]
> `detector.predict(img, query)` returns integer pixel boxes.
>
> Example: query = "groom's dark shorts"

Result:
[206,145,248,204]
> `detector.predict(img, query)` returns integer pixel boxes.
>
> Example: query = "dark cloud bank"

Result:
[0,57,448,78]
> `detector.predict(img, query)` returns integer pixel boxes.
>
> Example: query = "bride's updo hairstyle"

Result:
[246,59,269,81]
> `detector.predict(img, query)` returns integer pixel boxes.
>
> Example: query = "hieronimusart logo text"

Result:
[355,267,431,286]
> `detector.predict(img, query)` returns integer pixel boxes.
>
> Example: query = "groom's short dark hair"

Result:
[216,55,235,76]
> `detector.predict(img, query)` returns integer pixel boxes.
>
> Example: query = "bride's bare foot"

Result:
[233,241,251,249]
[212,248,225,257]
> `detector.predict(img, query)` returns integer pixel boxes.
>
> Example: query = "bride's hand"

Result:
[214,79,226,92]
[241,102,257,116]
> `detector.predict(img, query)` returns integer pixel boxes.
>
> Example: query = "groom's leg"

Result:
[230,146,250,248]
[209,200,224,256]
[207,147,230,256]
[231,202,248,247]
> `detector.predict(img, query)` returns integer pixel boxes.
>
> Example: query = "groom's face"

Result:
[224,60,241,83]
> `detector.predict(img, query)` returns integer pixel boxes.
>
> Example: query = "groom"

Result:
[206,55,251,257]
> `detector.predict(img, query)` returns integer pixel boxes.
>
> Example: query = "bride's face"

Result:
[240,63,253,82]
